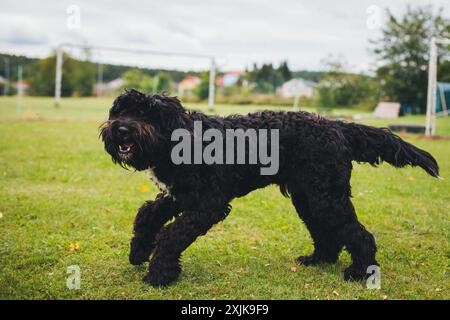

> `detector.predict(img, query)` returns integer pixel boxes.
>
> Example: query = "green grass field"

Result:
[0,96,449,299]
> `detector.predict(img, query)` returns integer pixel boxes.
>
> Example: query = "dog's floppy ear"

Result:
[148,94,186,128]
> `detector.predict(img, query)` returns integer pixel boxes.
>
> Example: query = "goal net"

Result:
[54,43,217,110]
[436,82,450,116]
[425,37,450,136]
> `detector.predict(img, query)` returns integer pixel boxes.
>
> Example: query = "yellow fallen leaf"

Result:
[68,242,80,252]
[382,295,388,300]
[0,212,3,218]
[408,176,414,181]
[290,266,297,272]
[332,290,339,296]
[435,288,441,292]
[140,184,149,193]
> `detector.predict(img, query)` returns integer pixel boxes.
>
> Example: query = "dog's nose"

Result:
[118,126,130,134]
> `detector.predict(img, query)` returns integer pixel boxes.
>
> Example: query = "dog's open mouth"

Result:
[118,143,134,154]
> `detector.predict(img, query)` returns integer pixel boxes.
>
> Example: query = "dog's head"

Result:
[100,89,185,170]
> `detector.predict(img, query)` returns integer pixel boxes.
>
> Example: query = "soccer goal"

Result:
[425,37,450,136]
[54,43,217,110]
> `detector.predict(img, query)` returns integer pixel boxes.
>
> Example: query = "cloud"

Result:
[0,26,47,46]
[0,0,448,71]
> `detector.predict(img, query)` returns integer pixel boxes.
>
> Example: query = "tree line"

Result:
[0,52,196,97]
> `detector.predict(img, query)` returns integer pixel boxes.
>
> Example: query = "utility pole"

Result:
[55,47,63,107]
[97,63,103,97]
[16,64,23,113]
[3,57,9,96]
[208,57,216,111]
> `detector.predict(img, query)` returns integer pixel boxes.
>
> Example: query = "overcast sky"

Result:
[0,0,448,73]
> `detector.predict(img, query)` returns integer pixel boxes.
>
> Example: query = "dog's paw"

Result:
[143,263,181,288]
[129,237,153,265]
[343,264,369,282]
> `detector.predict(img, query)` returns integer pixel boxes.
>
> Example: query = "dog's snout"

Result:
[118,126,130,134]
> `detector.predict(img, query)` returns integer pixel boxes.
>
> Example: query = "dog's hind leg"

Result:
[289,186,344,266]
[289,164,378,281]
[143,205,230,287]
[339,204,379,282]
[129,193,180,265]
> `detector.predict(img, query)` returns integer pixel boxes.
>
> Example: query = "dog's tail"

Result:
[338,122,440,178]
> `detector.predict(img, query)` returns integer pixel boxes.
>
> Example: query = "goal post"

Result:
[54,46,63,107]
[54,43,217,110]
[425,37,450,136]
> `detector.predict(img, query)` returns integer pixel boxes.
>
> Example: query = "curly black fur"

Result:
[100,89,439,287]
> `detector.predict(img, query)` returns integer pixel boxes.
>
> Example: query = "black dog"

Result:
[101,89,439,287]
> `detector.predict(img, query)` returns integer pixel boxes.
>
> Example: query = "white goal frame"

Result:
[425,37,450,136]
[54,43,217,110]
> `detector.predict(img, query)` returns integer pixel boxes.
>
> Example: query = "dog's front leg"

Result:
[129,193,179,265]
[144,206,230,287]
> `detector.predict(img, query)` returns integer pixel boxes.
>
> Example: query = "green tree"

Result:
[317,54,378,110]
[27,56,56,96]
[121,69,154,93]
[70,60,95,96]
[278,61,292,82]
[247,63,285,93]
[316,84,335,110]
[153,72,173,93]
[28,52,76,97]
[371,5,450,113]
[196,72,210,100]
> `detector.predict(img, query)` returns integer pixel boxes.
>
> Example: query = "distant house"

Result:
[107,78,125,90]
[277,78,315,98]
[177,76,201,95]
[15,80,29,93]
[0,76,5,85]
[94,77,125,96]
[224,72,240,86]
[217,71,242,88]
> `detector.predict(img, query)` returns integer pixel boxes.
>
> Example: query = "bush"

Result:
[215,94,315,107]
[121,69,154,93]
[316,73,379,110]
[0,82,17,96]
